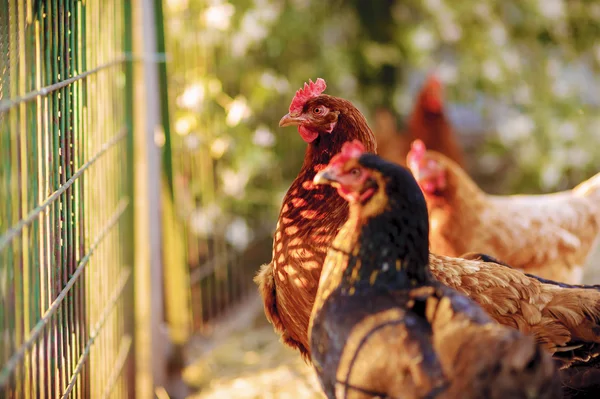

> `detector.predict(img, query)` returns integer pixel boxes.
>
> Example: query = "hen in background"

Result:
[372,107,411,167]
[408,139,600,284]
[309,141,560,399]
[374,74,466,169]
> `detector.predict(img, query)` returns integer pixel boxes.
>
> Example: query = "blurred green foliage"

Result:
[164,0,600,247]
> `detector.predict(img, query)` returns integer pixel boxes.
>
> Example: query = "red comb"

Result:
[289,78,327,115]
[407,139,426,164]
[329,140,366,168]
[421,74,443,112]
[424,73,441,90]
[341,140,365,158]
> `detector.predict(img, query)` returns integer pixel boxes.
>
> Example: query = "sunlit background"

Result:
[164,0,600,278]
[1,0,600,398]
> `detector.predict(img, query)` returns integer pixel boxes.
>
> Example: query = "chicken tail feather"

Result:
[254,264,312,361]
[573,172,600,203]
[254,263,284,330]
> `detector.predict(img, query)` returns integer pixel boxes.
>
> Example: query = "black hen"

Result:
[308,140,560,399]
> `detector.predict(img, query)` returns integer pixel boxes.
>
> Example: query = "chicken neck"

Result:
[333,159,432,293]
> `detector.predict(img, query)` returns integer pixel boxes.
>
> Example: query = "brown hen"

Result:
[374,74,466,169]
[407,139,600,284]
[254,78,376,358]
[309,141,560,399]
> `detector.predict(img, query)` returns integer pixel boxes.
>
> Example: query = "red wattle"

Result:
[422,180,436,194]
[298,125,319,143]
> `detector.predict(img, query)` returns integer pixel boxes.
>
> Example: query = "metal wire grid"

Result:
[0,1,134,398]
[162,11,274,335]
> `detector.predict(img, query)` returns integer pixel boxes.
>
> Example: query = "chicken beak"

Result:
[313,169,338,186]
[279,113,305,127]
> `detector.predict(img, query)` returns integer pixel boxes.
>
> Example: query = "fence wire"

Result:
[162,7,274,337]
[0,1,134,398]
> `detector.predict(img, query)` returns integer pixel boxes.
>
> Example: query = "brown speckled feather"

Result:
[254,95,376,358]
[423,286,561,399]
[429,253,600,369]
[256,168,346,358]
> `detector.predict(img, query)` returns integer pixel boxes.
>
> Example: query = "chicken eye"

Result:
[349,168,361,178]
[313,106,324,115]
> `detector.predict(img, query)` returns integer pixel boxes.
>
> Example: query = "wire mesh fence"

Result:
[1,0,280,395]
[162,5,277,338]
[0,1,135,397]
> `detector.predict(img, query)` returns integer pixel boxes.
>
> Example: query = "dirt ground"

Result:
[183,247,600,399]
[182,296,323,399]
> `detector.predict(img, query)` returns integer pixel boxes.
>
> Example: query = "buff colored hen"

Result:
[407,139,600,284]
